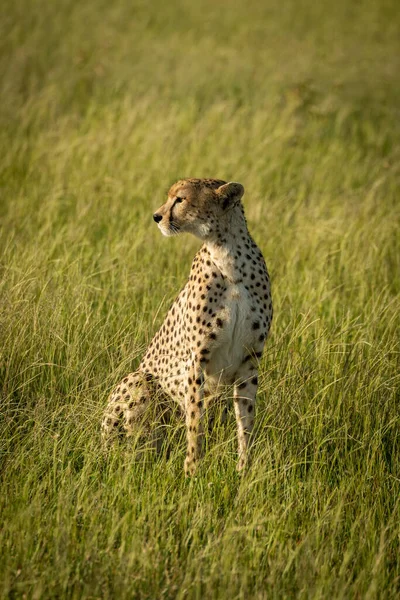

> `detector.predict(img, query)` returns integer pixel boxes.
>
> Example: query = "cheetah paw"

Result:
[236,455,248,473]
[184,457,198,477]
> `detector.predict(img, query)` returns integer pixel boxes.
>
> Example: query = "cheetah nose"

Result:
[153,213,162,223]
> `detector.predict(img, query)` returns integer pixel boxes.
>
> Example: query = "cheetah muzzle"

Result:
[102,178,273,476]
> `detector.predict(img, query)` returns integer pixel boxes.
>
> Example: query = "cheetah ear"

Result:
[216,182,244,211]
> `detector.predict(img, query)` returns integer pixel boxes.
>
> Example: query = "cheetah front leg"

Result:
[184,363,205,476]
[233,363,259,472]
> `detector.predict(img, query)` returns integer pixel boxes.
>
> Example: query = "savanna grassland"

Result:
[1,0,400,598]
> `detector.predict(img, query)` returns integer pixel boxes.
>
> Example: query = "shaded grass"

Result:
[1,0,400,598]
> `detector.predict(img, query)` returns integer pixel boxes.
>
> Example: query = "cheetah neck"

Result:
[203,209,251,284]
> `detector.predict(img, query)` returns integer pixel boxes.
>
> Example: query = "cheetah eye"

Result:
[175,197,184,203]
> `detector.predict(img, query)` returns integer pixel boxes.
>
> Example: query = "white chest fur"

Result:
[206,282,253,384]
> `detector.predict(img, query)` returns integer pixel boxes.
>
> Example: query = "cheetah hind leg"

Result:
[101,371,159,451]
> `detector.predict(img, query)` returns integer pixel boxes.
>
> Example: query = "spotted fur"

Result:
[102,178,273,475]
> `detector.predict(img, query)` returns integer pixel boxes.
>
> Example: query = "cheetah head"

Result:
[153,178,244,240]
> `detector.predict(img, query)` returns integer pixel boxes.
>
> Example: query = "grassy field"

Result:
[1,0,400,597]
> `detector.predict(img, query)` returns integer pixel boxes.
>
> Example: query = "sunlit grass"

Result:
[1,0,399,597]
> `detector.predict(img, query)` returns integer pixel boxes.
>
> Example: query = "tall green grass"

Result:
[1,0,399,597]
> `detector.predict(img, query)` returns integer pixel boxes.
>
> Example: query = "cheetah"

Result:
[102,178,273,475]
